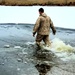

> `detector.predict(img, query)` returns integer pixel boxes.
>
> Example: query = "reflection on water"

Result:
[34,45,56,75]
[35,63,52,75]
[34,45,52,75]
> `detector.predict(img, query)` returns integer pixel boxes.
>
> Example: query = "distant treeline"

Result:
[0,0,75,6]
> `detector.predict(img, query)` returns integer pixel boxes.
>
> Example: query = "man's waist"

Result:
[37,32,50,35]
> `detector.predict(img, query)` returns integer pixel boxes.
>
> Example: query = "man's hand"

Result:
[53,30,56,35]
[33,32,36,37]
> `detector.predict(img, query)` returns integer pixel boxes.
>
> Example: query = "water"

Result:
[0,24,75,75]
[42,38,75,61]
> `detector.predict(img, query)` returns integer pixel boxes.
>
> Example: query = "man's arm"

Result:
[50,20,56,35]
[33,17,40,36]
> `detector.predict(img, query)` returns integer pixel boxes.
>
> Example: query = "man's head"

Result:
[39,8,44,15]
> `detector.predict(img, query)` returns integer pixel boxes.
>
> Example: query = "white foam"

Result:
[51,38,74,52]
[25,42,35,45]
[42,38,75,61]
[4,45,10,48]
[14,46,21,49]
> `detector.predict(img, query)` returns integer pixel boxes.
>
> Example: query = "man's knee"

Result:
[36,41,40,45]
[36,34,43,42]
[43,38,51,47]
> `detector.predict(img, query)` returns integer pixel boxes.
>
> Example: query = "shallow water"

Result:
[0,24,75,75]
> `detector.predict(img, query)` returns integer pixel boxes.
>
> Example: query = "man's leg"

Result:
[36,34,44,46]
[43,35,51,47]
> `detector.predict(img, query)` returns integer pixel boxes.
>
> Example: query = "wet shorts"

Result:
[36,34,49,42]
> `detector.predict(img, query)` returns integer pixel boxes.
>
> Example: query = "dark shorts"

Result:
[36,34,49,43]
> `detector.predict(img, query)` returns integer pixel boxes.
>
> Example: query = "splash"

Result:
[51,38,74,52]
[42,38,74,52]
[42,38,75,61]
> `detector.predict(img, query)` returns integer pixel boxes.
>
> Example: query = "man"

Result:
[33,8,56,47]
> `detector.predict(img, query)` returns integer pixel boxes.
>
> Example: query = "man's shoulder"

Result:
[47,16,50,19]
[37,16,43,20]
[47,16,51,21]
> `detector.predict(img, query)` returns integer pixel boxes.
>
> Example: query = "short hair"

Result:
[39,8,44,13]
